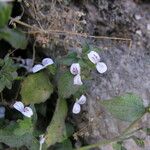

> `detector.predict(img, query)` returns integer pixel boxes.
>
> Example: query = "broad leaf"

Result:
[101,93,145,122]
[0,55,18,92]
[45,99,68,147]
[0,27,27,49]
[0,2,12,28]
[0,118,39,149]
[0,131,39,150]
[58,72,82,98]
[21,72,53,105]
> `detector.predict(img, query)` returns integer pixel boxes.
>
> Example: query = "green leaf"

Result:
[58,72,82,98]
[132,136,145,148]
[0,27,27,49]
[0,118,39,149]
[13,118,33,136]
[0,131,34,148]
[113,142,122,150]
[0,56,18,92]
[46,65,57,75]
[0,2,12,28]
[51,139,73,150]
[58,52,78,66]
[101,93,145,122]
[21,72,53,105]
[45,99,68,147]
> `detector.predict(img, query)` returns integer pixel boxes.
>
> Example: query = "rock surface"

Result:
[25,0,150,149]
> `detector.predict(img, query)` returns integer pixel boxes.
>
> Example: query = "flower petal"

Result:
[39,134,45,144]
[0,106,5,114]
[70,63,81,75]
[72,103,81,114]
[42,58,54,67]
[73,74,83,85]
[21,107,33,118]
[25,58,33,67]
[0,106,5,118]
[77,95,86,105]
[87,51,100,64]
[32,64,44,73]
[96,62,107,73]
[13,101,24,112]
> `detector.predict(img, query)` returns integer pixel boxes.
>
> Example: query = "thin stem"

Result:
[11,18,132,47]
[75,128,141,150]
[39,143,42,150]
[0,92,4,102]
[32,40,36,66]
[122,113,146,135]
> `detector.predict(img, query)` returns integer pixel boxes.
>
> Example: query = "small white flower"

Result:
[72,103,81,114]
[87,51,107,74]
[13,101,33,118]
[42,58,54,67]
[39,134,45,150]
[32,64,45,73]
[76,95,86,104]
[70,63,80,75]
[32,58,54,73]
[74,74,83,85]
[87,51,100,64]
[96,62,107,74]
[72,95,86,114]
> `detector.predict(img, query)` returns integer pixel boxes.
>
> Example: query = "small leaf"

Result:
[51,139,73,150]
[0,118,39,149]
[101,93,145,122]
[0,27,27,49]
[21,72,53,105]
[0,2,12,28]
[113,142,122,150]
[132,136,145,148]
[45,99,68,147]
[13,118,33,136]
[58,72,82,98]
[46,65,57,75]
[58,52,78,66]
[0,56,18,92]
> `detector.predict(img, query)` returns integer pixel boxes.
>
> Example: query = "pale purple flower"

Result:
[39,134,45,150]
[70,63,81,75]
[70,63,83,85]
[87,51,107,74]
[72,95,86,114]
[96,62,107,74]
[73,74,83,85]
[32,58,54,73]
[87,51,100,64]
[13,101,33,118]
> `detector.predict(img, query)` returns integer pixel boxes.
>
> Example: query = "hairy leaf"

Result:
[101,93,145,122]
[0,118,39,149]
[21,72,53,105]
[45,99,68,147]
[0,55,18,92]
[58,52,78,66]
[58,72,82,98]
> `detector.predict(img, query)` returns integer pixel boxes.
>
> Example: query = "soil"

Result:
[23,0,150,149]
